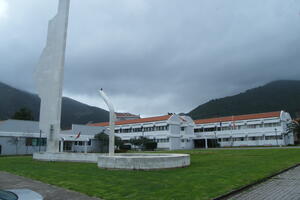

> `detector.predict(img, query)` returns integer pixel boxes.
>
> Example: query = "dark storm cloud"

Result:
[1,0,300,116]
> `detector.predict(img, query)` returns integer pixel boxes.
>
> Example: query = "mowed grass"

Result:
[0,149,300,200]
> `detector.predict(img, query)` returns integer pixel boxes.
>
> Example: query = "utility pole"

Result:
[275,128,278,146]
[39,130,42,152]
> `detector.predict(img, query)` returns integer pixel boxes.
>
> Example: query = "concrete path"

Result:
[206,146,300,150]
[0,171,102,200]
[230,166,300,200]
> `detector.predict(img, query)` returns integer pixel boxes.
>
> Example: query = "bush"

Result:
[120,144,131,151]
[115,149,128,153]
[143,141,157,151]
[129,137,158,151]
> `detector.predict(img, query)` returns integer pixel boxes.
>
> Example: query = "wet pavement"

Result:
[0,171,102,200]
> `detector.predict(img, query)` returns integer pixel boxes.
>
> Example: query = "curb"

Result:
[214,163,300,200]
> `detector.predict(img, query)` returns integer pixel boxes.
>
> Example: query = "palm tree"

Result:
[287,119,300,144]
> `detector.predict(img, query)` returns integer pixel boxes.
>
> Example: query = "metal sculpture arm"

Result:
[99,89,116,156]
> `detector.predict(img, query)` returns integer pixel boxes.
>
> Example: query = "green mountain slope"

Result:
[0,82,109,128]
[189,80,300,120]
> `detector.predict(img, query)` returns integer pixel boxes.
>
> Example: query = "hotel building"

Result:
[193,111,294,148]
[91,111,294,149]
[0,110,295,155]
[89,114,195,150]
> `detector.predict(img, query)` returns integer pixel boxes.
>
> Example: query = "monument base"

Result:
[33,152,101,163]
[97,153,190,170]
[33,152,190,170]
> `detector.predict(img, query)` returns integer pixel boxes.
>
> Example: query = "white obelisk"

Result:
[99,89,116,156]
[35,0,70,153]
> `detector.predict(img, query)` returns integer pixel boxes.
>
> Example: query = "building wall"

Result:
[1,113,293,155]
[72,139,107,153]
[0,136,46,155]
[112,115,197,150]
[194,111,294,147]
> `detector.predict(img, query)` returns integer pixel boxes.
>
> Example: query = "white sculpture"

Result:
[35,0,70,153]
[99,89,116,156]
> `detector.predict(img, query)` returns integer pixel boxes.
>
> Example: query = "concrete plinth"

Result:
[33,152,101,163]
[34,152,191,170]
[97,153,190,170]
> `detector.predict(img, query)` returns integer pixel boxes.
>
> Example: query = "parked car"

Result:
[0,189,43,200]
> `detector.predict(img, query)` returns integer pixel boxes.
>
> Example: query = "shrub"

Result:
[143,141,157,151]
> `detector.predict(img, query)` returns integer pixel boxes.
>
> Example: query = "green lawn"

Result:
[0,149,300,200]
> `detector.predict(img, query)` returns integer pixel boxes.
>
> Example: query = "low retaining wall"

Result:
[33,152,102,163]
[97,153,190,170]
[34,152,191,170]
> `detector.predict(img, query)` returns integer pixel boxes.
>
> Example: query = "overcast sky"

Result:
[0,0,300,117]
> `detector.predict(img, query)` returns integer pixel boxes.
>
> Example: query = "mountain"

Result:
[189,80,300,120]
[0,82,109,129]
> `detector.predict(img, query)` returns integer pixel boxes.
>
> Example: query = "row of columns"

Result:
[59,140,88,154]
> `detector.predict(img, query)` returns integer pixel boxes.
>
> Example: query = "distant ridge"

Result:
[0,81,109,129]
[189,80,300,120]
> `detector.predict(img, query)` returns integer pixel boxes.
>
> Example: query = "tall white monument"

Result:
[35,0,70,153]
[99,89,116,156]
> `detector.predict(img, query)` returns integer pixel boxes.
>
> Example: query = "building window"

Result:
[247,125,256,129]
[155,126,168,131]
[264,122,281,127]
[26,138,32,146]
[233,137,244,141]
[157,138,169,143]
[25,138,46,146]
[265,135,283,140]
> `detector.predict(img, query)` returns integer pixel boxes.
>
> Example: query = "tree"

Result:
[129,137,157,151]
[94,132,124,152]
[286,119,300,144]
[12,107,34,121]
[94,132,109,153]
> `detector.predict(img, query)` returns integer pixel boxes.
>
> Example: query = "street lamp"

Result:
[275,128,278,146]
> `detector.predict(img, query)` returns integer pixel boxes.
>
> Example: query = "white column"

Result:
[84,141,88,154]
[60,139,64,152]
[205,138,208,149]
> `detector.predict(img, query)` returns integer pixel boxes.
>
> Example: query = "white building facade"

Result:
[194,111,294,148]
[0,120,105,155]
[0,111,295,155]
[91,111,295,150]
[90,114,195,150]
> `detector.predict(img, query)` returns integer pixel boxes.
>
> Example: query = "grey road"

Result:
[0,171,102,200]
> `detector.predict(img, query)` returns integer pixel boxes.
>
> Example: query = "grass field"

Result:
[0,149,300,200]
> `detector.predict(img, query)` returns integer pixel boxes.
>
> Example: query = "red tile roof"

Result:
[88,115,172,127]
[116,113,139,117]
[194,111,281,125]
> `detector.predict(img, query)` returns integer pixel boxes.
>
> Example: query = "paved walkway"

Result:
[230,166,300,200]
[207,146,300,150]
[0,171,102,200]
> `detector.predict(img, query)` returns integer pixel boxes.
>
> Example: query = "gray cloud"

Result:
[1,0,300,117]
